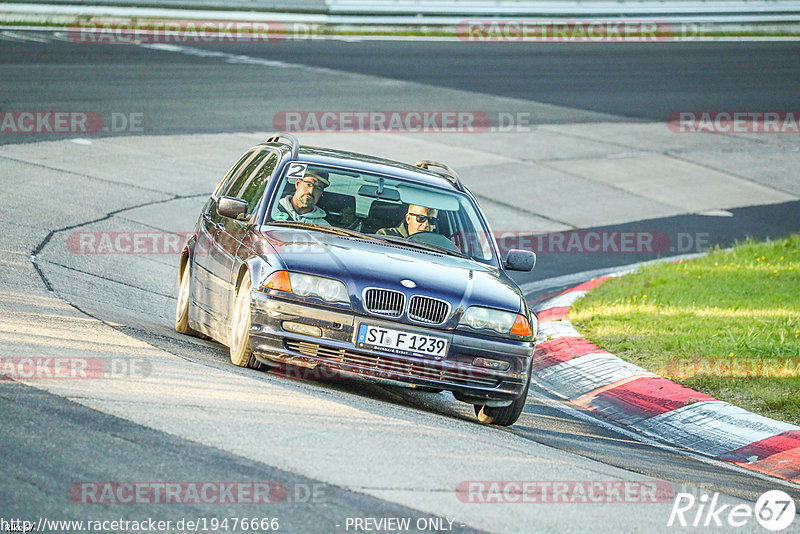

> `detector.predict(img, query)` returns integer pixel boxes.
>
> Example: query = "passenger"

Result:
[277,170,331,226]
[377,205,437,237]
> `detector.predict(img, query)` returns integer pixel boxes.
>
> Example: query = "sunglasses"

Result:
[410,213,435,224]
[299,179,325,190]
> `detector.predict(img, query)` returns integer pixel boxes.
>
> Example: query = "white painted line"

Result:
[141,43,294,68]
[527,386,800,491]
[0,30,50,42]
[533,352,654,400]
[632,401,800,457]
[538,320,581,340]
[534,290,586,312]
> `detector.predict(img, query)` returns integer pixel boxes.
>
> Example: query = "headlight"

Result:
[290,272,349,304]
[460,306,532,336]
[261,270,349,305]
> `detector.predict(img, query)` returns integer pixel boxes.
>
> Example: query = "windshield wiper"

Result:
[265,221,382,241]
[372,234,469,259]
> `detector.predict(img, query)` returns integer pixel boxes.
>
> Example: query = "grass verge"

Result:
[570,233,800,426]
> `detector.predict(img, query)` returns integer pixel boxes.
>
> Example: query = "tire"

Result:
[474,376,530,427]
[175,260,200,337]
[229,276,261,369]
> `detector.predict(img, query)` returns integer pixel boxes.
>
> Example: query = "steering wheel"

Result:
[407,231,458,252]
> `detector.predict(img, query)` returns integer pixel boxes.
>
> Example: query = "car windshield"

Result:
[263,162,498,266]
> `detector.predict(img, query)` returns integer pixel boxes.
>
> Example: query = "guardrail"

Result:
[329,0,800,17]
[6,0,800,19]
[2,0,800,32]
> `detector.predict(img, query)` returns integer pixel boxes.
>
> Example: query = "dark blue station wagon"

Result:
[176,134,538,426]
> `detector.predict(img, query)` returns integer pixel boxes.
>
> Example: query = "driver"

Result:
[277,170,331,226]
[377,205,437,237]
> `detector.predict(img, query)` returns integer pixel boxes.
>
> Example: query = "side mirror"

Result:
[218,196,248,220]
[505,249,536,272]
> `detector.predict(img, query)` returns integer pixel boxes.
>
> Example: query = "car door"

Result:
[192,149,261,323]
[208,149,279,327]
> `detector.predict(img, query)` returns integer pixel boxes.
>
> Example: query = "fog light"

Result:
[472,357,510,371]
[282,321,322,338]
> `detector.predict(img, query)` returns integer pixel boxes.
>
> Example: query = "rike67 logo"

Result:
[668,490,796,531]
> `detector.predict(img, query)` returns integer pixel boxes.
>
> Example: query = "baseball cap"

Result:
[304,170,330,187]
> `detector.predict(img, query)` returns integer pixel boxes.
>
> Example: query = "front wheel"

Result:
[229,276,261,370]
[474,377,530,427]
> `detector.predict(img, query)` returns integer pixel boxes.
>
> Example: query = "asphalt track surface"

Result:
[2,38,800,137]
[215,41,800,123]
[2,32,800,533]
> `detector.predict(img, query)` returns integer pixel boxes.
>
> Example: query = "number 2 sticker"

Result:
[286,163,307,180]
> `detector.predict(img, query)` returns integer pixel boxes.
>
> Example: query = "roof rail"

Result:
[264,133,300,160]
[414,160,464,191]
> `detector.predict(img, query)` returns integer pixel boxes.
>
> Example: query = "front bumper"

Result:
[248,291,534,402]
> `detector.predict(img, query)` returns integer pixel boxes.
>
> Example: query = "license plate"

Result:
[356,324,448,359]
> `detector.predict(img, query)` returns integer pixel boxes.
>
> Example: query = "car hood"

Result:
[257,227,524,317]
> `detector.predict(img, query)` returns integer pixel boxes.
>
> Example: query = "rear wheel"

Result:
[175,260,200,337]
[229,276,261,369]
[474,376,530,427]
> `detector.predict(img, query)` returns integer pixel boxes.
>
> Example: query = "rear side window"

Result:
[213,150,256,198]
[240,153,279,214]
[219,150,270,199]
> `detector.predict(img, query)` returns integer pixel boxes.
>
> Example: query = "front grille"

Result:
[284,340,499,388]
[363,288,405,317]
[408,295,450,324]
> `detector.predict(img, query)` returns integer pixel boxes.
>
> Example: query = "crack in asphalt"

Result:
[41,260,174,299]
[27,191,212,360]
[0,154,182,196]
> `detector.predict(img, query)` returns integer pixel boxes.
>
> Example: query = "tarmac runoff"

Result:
[0,122,798,531]
[533,276,800,485]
